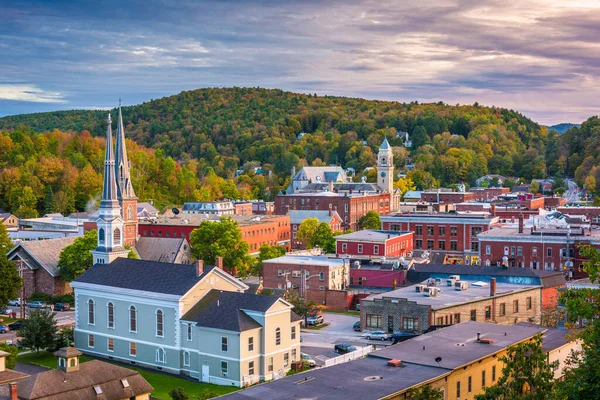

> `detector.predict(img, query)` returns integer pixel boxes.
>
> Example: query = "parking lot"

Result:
[300,312,392,366]
[0,310,75,344]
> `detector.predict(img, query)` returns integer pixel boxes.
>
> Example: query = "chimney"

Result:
[9,382,17,400]
[216,256,223,270]
[329,204,333,216]
[490,278,496,297]
[518,213,524,234]
[196,260,204,276]
[490,203,496,217]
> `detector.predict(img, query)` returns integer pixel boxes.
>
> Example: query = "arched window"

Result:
[98,228,105,243]
[156,347,166,363]
[130,306,137,332]
[183,351,190,367]
[127,205,134,221]
[156,309,164,337]
[275,327,281,345]
[107,302,114,328]
[113,228,121,244]
[88,299,95,325]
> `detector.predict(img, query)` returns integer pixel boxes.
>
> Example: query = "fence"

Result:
[323,345,374,367]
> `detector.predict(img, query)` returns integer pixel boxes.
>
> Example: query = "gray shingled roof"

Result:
[287,210,337,225]
[7,236,78,277]
[74,258,215,295]
[135,237,187,263]
[182,290,282,332]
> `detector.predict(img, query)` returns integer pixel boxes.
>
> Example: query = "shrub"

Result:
[28,292,53,302]
[52,294,74,304]
[0,343,17,369]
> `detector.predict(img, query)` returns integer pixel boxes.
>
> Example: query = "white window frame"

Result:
[129,305,137,333]
[221,360,228,377]
[107,337,114,352]
[249,360,255,376]
[156,309,164,338]
[248,336,254,352]
[374,245,379,255]
[129,342,137,357]
[107,302,114,329]
[88,334,95,348]
[183,351,190,367]
[358,244,363,254]
[291,326,296,340]
[342,243,347,252]
[275,328,281,346]
[187,323,193,341]
[156,347,166,364]
[284,352,289,367]
[486,245,491,255]
[221,336,228,352]
[88,299,95,326]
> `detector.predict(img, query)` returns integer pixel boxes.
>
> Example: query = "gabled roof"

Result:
[7,236,78,277]
[380,137,391,150]
[182,290,287,332]
[135,237,188,263]
[287,210,339,225]
[137,202,159,213]
[15,359,152,399]
[293,166,348,183]
[74,258,217,296]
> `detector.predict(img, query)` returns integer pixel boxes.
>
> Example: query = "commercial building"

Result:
[477,213,600,279]
[420,190,476,204]
[335,230,413,258]
[182,201,235,215]
[72,258,302,387]
[349,259,411,291]
[220,321,571,400]
[287,209,343,249]
[557,206,600,225]
[360,276,543,334]
[262,255,352,309]
[381,211,498,262]
[138,214,291,255]
[469,187,510,201]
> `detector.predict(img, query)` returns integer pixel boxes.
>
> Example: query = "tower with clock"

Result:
[377,137,394,193]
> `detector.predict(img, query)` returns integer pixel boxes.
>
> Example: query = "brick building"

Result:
[262,255,352,309]
[138,214,291,255]
[287,209,343,249]
[7,237,75,298]
[420,191,475,204]
[477,215,600,279]
[381,212,498,261]
[233,202,253,215]
[557,206,600,225]
[350,261,408,290]
[360,276,543,334]
[335,230,413,258]
[182,201,235,215]
[275,191,393,231]
[251,201,275,215]
[469,187,510,201]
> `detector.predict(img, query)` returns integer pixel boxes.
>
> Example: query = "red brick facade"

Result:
[336,232,413,258]
[275,193,392,231]
[420,192,475,203]
[469,187,510,201]
[557,206,600,225]
[234,203,253,215]
[20,265,71,298]
[120,198,138,247]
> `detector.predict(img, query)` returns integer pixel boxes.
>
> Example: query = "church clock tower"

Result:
[377,137,394,193]
[91,114,130,265]
[115,104,138,247]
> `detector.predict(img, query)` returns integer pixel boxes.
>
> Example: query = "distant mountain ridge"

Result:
[547,123,580,134]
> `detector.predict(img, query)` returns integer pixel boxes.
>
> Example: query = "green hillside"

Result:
[0,87,555,183]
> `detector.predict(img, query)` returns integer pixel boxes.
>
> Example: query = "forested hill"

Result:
[547,123,580,134]
[0,87,555,184]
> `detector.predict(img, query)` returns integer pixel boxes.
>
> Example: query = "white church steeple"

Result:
[377,137,394,193]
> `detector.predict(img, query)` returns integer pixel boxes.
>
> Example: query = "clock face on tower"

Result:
[380,172,386,177]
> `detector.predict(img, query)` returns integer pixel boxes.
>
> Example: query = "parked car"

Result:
[307,315,324,326]
[389,331,418,344]
[0,308,12,315]
[353,321,361,331]
[28,301,46,309]
[54,303,70,311]
[364,331,390,341]
[334,344,357,354]
[355,303,361,311]
[300,353,316,367]
[0,325,8,334]
[8,299,20,307]
[8,321,22,330]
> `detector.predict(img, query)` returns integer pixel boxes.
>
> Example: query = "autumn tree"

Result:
[406,385,444,400]
[254,244,286,276]
[358,211,381,230]
[395,177,417,199]
[475,333,557,400]
[297,218,320,249]
[189,217,252,276]
[0,223,13,257]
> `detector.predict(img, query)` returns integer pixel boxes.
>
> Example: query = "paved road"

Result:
[564,179,581,203]
[300,312,360,349]
[1,310,74,344]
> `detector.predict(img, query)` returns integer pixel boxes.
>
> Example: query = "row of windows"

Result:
[435,298,533,325]
[278,269,326,281]
[492,245,575,258]
[364,314,418,331]
[88,300,161,337]
[456,366,496,398]
[415,239,468,251]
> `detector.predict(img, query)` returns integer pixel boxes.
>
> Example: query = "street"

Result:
[564,179,581,203]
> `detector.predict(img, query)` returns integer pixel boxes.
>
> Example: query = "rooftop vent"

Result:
[364,376,384,381]
[455,281,469,291]
[415,284,427,293]
[423,287,439,297]
[479,338,494,344]
[387,359,402,367]
[449,275,460,281]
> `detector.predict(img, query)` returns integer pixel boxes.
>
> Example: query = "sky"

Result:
[0,0,599,125]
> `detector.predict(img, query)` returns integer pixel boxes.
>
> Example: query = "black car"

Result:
[334,344,357,354]
[54,303,71,311]
[8,321,23,330]
[389,331,418,344]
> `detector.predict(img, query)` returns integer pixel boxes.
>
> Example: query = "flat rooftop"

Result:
[478,225,600,240]
[365,279,539,310]
[515,322,573,353]
[263,255,346,269]
[219,355,448,400]
[139,214,287,227]
[382,211,494,220]
[372,321,542,369]
[335,230,411,242]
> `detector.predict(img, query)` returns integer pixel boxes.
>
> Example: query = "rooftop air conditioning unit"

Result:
[435,278,443,286]
[415,284,427,293]
[423,287,439,297]
[449,275,460,281]
[455,281,469,291]
[447,278,456,287]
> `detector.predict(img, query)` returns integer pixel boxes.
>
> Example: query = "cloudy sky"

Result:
[1,0,599,124]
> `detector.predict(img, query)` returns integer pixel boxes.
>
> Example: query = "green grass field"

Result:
[18,350,238,399]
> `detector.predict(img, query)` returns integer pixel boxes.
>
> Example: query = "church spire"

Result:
[100,114,119,209]
[115,103,136,199]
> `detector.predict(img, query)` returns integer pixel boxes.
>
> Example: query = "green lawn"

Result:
[18,350,238,399]
[0,317,20,324]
